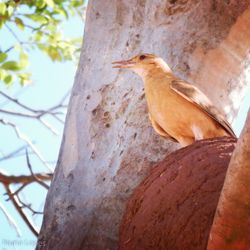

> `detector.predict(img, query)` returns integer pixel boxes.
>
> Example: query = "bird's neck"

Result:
[143,64,173,85]
[133,59,173,82]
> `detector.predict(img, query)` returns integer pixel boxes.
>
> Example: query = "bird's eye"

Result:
[139,55,146,60]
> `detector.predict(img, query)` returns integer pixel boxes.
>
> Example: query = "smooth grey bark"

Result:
[37,1,250,249]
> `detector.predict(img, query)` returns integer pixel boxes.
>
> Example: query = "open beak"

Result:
[112,58,135,68]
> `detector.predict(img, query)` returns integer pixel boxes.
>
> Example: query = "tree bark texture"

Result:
[207,109,250,250]
[119,137,236,250]
[37,1,250,249]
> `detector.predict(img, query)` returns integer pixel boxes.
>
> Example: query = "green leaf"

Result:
[18,73,31,86]
[25,14,49,24]
[0,53,7,63]
[71,0,84,7]
[19,52,29,68]
[36,0,46,9]
[53,7,68,18]
[45,0,55,8]
[0,3,6,15]
[47,46,62,61]
[34,31,43,42]
[37,43,47,51]
[1,61,21,71]
[4,75,13,85]
[7,5,14,17]
[0,69,7,80]
[0,19,4,29]
[15,17,25,30]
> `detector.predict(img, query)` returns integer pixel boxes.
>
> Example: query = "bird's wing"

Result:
[170,79,236,138]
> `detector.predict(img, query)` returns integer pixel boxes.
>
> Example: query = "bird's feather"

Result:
[170,79,236,138]
[149,113,178,142]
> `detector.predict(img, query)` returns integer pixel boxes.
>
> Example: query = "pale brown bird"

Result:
[113,53,236,146]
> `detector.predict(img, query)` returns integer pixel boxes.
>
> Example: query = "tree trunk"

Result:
[207,108,250,250]
[37,1,250,249]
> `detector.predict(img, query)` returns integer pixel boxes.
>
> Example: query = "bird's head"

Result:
[112,53,171,78]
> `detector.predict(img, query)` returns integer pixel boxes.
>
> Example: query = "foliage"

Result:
[0,0,84,86]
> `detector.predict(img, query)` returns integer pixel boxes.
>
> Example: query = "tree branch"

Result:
[0,145,29,162]
[0,118,53,172]
[4,184,39,236]
[0,91,43,113]
[0,171,52,185]
[25,149,50,189]
[0,201,21,237]
[5,23,22,44]
[0,151,52,237]
[0,91,68,134]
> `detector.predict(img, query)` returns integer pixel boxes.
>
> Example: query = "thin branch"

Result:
[53,114,65,124]
[0,171,52,185]
[5,23,22,44]
[0,90,69,115]
[0,145,28,162]
[0,91,68,134]
[0,201,21,237]
[0,109,60,135]
[0,119,53,172]
[6,183,28,200]
[0,108,36,118]
[4,184,39,236]
[0,91,43,113]
[39,118,59,135]
[17,198,43,216]
[4,41,37,54]
[25,149,50,189]
[4,45,15,53]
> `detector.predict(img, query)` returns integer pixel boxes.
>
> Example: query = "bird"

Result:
[112,53,236,146]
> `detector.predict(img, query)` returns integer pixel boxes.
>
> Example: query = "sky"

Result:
[0,3,250,250]
[0,11,84,250]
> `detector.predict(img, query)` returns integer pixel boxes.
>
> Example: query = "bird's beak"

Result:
[112,58,135,68]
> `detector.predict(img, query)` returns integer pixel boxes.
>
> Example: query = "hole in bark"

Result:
[139,93,145,100]
[168,0,177,4]
[103,111,109,117]
[92,108,97,115]
[86,95,91,100]
[37,239,46,247]
[103,178,106,181]
[123,92,129,98]
[136,34,140,38]
[183,62,190,71]
[67,173,74,182]
[120,150,124,156]
[126,41,129,47]
[105,123,110,128]
[67,205,75,211]
[96,12,100,18]
[133,133,137,139]
[91,151,95,159]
